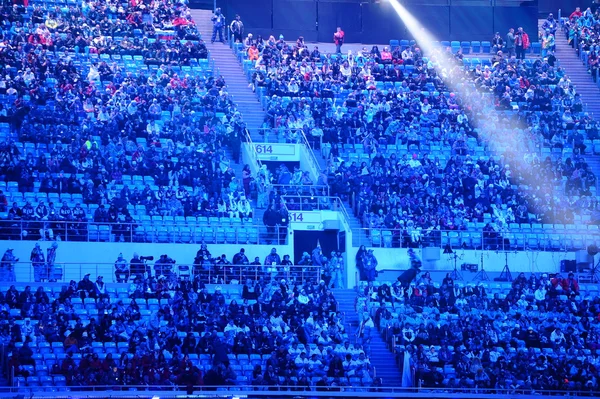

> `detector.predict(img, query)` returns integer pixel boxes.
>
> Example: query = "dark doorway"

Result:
[294,230,340,264]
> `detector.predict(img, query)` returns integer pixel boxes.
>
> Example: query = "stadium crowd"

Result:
[0,0,271,243]
[0,242,374,390]
[563,7,600,83]
[362,270,600,392]
[239,28,599,247]
[1,0,600,392]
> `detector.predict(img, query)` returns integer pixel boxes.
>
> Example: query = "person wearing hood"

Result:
[46,241,58,282]
[31,243,45,282]
[363,249,378,282]
[1,248,18,282]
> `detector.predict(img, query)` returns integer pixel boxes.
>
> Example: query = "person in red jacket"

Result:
[562,272,580,295]
[515,27,530,60]
[570,7,582,20]
[333,27,344,54]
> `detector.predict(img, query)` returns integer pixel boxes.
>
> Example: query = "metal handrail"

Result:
[280,195,340,212]
[352,226,600,250]
[0,219,277,244]
[269,184,330,196]
[2,384,599,397]
[0,262,323,285]
[300,129,324,175]
[242,126,265,172]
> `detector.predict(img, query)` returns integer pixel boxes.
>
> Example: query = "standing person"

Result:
[230,14,244,43]
[329,251,343,289]
[505,28,515,57]
[46,241,58,282]
[334,27,345,54]
[541,30,555,58]
[515,27,530,60]
[262,205,279,244]
[356,245,367,281]
[276,205,289,245]
[211,8,225,44]
[363,249,378,282]
[1,248,18,282]
[30,243,45,282]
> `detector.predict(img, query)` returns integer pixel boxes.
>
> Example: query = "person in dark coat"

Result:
[77,274,95,299]
[263,205,279,244]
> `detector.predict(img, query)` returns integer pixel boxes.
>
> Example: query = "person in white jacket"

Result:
[550,328,566,346]
[238,198,253,219]
[535,286,547,304]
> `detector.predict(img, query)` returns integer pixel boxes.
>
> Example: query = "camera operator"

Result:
[130,253,152,278]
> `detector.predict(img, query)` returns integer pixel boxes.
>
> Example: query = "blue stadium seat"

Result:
[460,41,471,54]
[482,41,491,53]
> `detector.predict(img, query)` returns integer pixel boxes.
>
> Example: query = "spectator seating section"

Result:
[235,37,599,249]
[0,1,267,243]
[361,275,600,391]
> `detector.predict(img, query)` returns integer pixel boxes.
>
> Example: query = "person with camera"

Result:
[130,253,152,278]
[1,248,18,282]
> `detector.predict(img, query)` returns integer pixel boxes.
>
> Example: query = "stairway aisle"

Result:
[194,10,369,246]
[191,10,265,139]
[191,9,267,225]
[546,20,600,191]
[334,289,403,387]
[552,22,600,118]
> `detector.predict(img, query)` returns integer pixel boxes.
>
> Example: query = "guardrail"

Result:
[242,129,265,173]
[2,262,322,285]
[300,129,325,178]
[353,226,600,252]
[280,195,341,212]
[0,384,595,397]
[0,219,288,245]
[269,184,330,196]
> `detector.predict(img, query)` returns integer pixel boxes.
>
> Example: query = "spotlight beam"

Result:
[386,0,558,216]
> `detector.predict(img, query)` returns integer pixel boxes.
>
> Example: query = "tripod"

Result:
[498,251,513,282]
[448,252,463,281]
[472,252,490,282]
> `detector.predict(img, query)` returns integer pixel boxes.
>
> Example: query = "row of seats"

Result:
[95,225,262,244]
[368,280,600,291]
[389,39,542,55]
[368,229,600,251]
